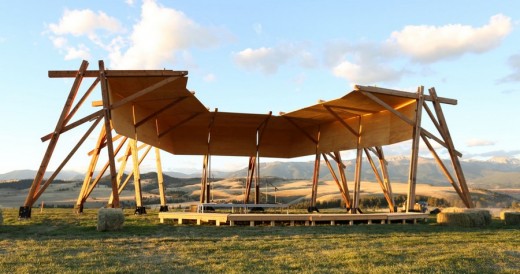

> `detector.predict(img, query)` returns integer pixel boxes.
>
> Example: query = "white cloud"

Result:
[125,0,136,6]
[48,9,122,36]
[500,53,520,82]
[203,73,216,82]
[332,60,402,84]
[110,0,227,69]
[466,138,496,147]
[234,44,317,74]
[389,14,512,63]
[325,41,402,84]
[64,44,91,60]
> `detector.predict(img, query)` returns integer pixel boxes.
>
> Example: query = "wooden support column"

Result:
[20,61,89,218]
[364,148,394,212]
[108,144,151,206]
[352,116,363,214]
[406,86,424,212]
[375,147,395,212]
[200,154,209,203]
[353,148,363,214]
[75,126,106,212]
[99,60,120,208]
[322,153,350,208]
[309,128,321,212]
[156,147,168,212]
[429,87,474,208]
[244,156,256,203]
[130,139,146,214]
[334,151,351,209]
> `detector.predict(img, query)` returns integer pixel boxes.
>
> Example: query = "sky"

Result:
[0,0,519,174]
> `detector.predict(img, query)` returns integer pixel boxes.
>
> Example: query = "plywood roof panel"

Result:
[106,72,440,158]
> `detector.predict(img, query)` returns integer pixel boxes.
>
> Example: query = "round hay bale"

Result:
[500,211,520,225]
[97,208,124,232]
[437,208,491,227]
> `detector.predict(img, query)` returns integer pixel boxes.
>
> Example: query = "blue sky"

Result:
[1,0,519,174]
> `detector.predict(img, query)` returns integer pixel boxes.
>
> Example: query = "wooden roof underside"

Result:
[101,71,456,158]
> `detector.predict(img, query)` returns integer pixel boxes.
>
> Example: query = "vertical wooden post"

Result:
[309,128,321,212]
[429,87,473,208]
[156,147,168,212]
[20,61,89,218]
[406,86,424,212]
[99,60,120,208]
[353,148,363,214]
[200,154,209,203]
[352,116,363,214]
[130,139,145,214]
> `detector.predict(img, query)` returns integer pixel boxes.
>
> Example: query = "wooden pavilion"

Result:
[19,60,473,219]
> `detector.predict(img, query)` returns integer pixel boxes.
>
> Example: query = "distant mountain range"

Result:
[1,156,519,189]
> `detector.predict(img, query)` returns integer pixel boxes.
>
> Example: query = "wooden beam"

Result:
[375,147,395,212]
[322,153,350,207]
[75,124,106,210]
[334,151,351,208]
[364,148,394,211]
[24,60,89,208]
[244,156,256,204]
[421,129,462,157]
[49,70,188,78]
[282,116,318,144]
[323,104,379,115]
[134,96,188,128]
[33,116,102,203]
[157,112,202,138]
[420,133,468,207]
[429,87,473,208]
[110,77,181,110]
[41,110,103,142]
[99,60,119,208]
[323,105,359,137]
[406,86,424,212]
[355,85,458,105]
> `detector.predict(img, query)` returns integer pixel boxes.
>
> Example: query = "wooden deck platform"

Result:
[158,212,429,226]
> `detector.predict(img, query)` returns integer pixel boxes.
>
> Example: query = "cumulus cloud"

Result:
[110,0,227,69]
[234,44,317,74]
[466,138,496,147]
[48,9,122,36]
[46,0,230,68]
[325,41,403,84]
[64,44,91,60]
[388,14,512,63]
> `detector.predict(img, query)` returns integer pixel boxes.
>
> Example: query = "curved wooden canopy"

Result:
[105,72,456,158]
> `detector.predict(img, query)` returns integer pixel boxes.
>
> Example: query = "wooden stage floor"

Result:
[158,212,429,227]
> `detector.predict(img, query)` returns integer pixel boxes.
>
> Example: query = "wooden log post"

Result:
[309,129,321,212]
[99,60,120,208]
[406,86,424,212]
[156,147,168,212]
[130,139,146,215]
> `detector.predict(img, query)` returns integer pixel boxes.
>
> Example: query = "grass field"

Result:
[1,208,519,273]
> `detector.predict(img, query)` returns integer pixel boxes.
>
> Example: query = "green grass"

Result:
[1,208,519,273]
